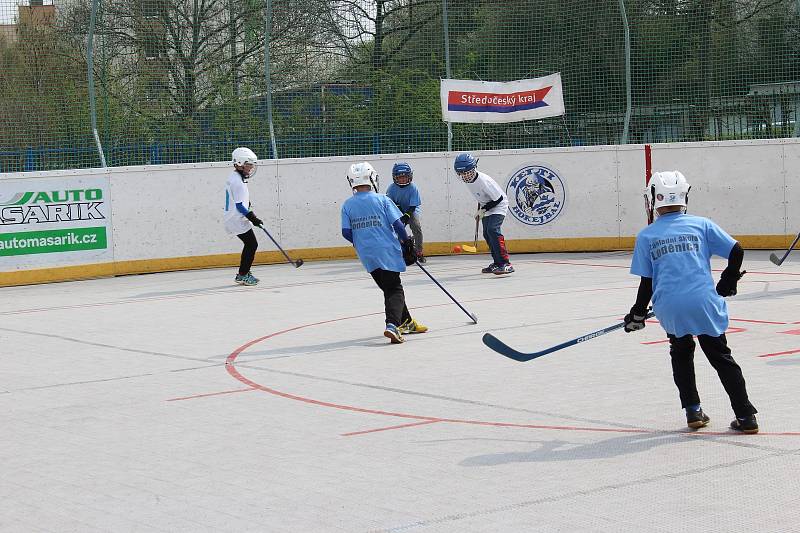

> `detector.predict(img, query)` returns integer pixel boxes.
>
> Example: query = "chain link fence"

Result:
[1,0,799,172]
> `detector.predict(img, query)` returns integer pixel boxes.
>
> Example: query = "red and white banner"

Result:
[440,73,565,123]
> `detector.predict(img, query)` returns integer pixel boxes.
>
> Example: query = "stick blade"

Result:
[482,333,542,362]
[769,252,783,266]
[294,258,304,268]
[461,244,477,253]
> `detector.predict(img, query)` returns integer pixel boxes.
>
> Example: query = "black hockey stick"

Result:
[414,261,478,324]
[483,311,655,362]
[769,232,800,266]
[257,225,304,268]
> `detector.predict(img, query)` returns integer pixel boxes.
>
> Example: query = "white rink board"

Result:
[0,174,114,269]
[0,139,796,275]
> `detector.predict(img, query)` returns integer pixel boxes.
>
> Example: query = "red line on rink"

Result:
[641,326,747,345]
[757,348,800,358]
[730,318,788,325]
[222,314,800,437]
[166,387,256,401]
[342,420,442,437]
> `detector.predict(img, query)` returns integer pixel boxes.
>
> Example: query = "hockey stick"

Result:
[769,231,800,266]
[482,311,655,362]
[644,144,654,225]
[474,215,479,250]
[414,261,478,324]
[257,225,304,268]
[460,214,480,253]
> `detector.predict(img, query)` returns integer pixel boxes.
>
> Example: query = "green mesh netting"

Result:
[1,0,798,172]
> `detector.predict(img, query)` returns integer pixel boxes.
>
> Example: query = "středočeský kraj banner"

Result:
[440,73,565,123]
[0,175,113,270]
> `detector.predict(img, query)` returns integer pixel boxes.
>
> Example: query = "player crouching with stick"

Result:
[624,171,758,433]
[454,153,513,275]
[341,162,428,344]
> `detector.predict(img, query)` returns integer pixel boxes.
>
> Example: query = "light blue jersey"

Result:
[341,192,405,273]
[630,212,736,337]
[386,183,422,215]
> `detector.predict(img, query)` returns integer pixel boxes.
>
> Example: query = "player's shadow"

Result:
[316,264,368,275]
[401,271,485,287]
[215,336,392,360]
[459,432,694,466]
[733,285,800,301]
[766,358,800,366]
[131,285,251,298]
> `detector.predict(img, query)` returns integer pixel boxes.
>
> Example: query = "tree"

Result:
[0,14,93,170]
[60,0,323,143]
[316,0,440,72]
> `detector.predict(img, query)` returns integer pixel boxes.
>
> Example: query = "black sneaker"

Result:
[481,263,499,274]
[730,415,759,434]
[494,264,515,275]
[686,408,710,429]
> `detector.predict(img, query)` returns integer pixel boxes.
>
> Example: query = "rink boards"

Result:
[1,139,798,286]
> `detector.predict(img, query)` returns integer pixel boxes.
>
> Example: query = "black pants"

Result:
[370,269,412,327]
[668,333,757,418]
[236,229,258,275]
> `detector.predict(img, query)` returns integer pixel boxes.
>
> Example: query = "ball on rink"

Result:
[452,245,462,253]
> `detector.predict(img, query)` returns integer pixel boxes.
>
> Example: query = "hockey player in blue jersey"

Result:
[386,162,425,263]
[623,171,758,433]
[341,162,428,344]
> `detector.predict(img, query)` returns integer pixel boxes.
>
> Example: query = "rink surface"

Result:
[2,251,799,532]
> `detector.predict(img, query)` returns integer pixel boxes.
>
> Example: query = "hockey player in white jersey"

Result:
[223,147,263,286]
[454,153,513,275]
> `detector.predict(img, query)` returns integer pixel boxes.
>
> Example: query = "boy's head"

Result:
[646,171,690,218]
[454,153,478,183]
[232,147,258,179]
[392,162,413,187]
[347,161,380,193]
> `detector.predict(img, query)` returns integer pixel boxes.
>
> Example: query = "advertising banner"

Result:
[440,73,565,123]
[0,175,113,270]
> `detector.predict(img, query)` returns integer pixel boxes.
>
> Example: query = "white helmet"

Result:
[232,147,258,178]
[645,170,690,217]
[347,162,379,192]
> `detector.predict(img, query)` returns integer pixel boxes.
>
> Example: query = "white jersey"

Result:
[224,171,252,235]
[464,171,508,217]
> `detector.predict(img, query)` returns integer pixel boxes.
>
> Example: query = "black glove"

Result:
[245,211,263,227]
[716,269,745,297]
[400,213,411,225]
[623,306,647,333]
[401,237,417,266]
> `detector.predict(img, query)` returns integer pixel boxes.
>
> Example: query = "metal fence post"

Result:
[619,0,632,144]
[263,0,278,159]
[87,0,108,168]
[442,0,452,152]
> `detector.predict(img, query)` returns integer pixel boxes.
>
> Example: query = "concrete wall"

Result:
[1,139,797,285]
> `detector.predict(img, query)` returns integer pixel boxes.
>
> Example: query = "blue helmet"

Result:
[392,162,413,186]
[454,153,478,173]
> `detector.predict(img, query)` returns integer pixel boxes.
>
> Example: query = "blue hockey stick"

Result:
[483,311,655,362]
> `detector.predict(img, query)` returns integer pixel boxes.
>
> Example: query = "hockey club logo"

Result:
[506,164,565,226]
